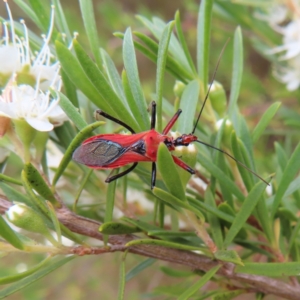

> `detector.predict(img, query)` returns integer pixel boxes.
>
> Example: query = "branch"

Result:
[0,195,299,299]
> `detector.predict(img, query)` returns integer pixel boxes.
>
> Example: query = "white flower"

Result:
[254,4,288,27]
[0,1,68,131]
[268,19,300,60]
[0,78,66,131]
[274,55,300,90]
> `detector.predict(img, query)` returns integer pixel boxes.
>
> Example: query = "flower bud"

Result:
[6,204,59,246]
[173,81,186,98]
[209,81,227,117]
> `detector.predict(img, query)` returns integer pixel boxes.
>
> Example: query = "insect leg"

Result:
[162,109,182,135]
[150,101,156,130]
[95,110,135,134]
[172,155,195,174]
[151,162,156,189]
[105,162,138,183]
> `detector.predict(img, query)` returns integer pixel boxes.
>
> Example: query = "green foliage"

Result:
[1,0,300,299]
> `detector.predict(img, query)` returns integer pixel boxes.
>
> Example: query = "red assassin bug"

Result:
[73,47,268,189]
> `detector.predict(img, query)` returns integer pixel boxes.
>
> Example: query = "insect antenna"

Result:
[195,140,269,185]
[191,38,230,135]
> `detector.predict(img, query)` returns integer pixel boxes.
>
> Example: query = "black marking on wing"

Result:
[73,139,126,167]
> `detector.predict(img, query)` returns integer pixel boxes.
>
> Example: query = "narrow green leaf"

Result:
[148,230,196,237]
[61,69,79,107]
[13,0,43,29]
[125,238,205,251]
[24,163,60,207]
[52,0,72,42]
[271,143,300,217]
[153,187,205,221]
[55,41,111,113]
[275,142,288,171]
[123,28,149,130]
[205,188,223,249]
[0,183,32,207]
[178,265,220,300]
[99,222,142,235]
[28,0,50,31]
[73,40,139,131]
[160,266,194,278]
[214,250,243,266]
[228,27,243,116]
[236,262,300,277]
[196,152,245,202]
[177,80,200,134]
[0,215,24,250]
[213,290,246,300]
[78,0,102,67]
[0,174,22,186]
[46,201,62,244]
[0,256,52,285]
[175,11,197,75]
[101,49,128,106]
[103,174,118,245]
[252,102,281,143]
[118,251,127,300]
[57,92,88,130]
[197,0,213,92]
[54,122,74,150]
[156,21,175,132]
[231,132,253,191]
[0,256,74,298]
[52,121,105,187]
[157,143,186,201]
[126,258,156,282]
[224,180,268,247]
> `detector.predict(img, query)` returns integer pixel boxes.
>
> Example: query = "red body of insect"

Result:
[73,102,197,188]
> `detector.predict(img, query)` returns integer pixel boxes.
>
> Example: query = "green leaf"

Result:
[212,290,246,300]
[153,187,205,221]
[156,21,175,132]
[214,250,243,266]
[46,201,62,244]
[13,0,43,29]
[117,251,127,300]
[0,256,74,298]
[175,11,197,75]
[236,262,300,277]
[157,143,186,200]
[271,142,300,218]
[24,163,60,207]
[125,239,206,251]
[101,49,128,106]
[61,69,79,107]
[0,174,22,186]
[103,175,118,245]
[197,0,213,90]
[57,92,88,130]
[52,121,104,187]
[0,256,52,285]
[178,265,220,300]
[55,41,110,111]
[99,222,142,235]
[126,258,156,282]
[148,230,196,237]
[252,102,281,143]
[228,27,243,116]
[73,40,139,132]
[123,28,149,130]
[0,183,32,207]
[177,80,200,134]
[28,0,50,31]
[224,180,268,247]
[78,0,102,67]
[196,152,245,202]
[52,0,72,42]
[205,188,223,249]
[231,131,253,191]
[0,215,24,250]
[160,266,194,278]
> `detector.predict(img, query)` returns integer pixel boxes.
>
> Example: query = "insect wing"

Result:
[73,139,126,168]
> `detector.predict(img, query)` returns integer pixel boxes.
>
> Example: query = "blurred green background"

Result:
[1,0,299,299]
